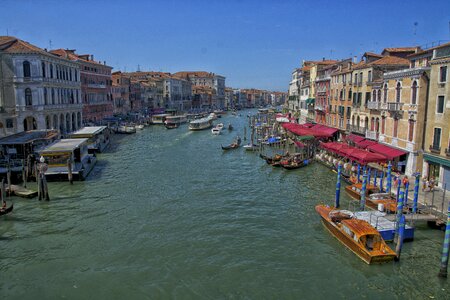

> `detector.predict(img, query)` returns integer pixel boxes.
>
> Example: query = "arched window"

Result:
[383,84,388,103]
[74,69,77,81]
[70,90,74,104]
[23,61,31,78]
[41,62,46,78]
[372,90,376,102]
[395,82,401,103]
[50,63,53,78]
[377,90,381,102]
[69,68,72,81]
[25,88,32,106]
[411,81,418,104]
[44,87,48,105]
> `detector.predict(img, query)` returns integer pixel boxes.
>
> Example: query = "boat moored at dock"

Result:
[164,115,187,129]
[151,114,171,125]
[69,126,110,154]
[39,138,97,181]
[316,204,397,264]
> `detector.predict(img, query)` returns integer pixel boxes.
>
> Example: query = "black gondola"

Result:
[222,137,241,150]
[0,204,14,216]
[165,123,179,129]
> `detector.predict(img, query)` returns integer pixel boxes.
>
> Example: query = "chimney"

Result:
[90,55,94,61]
[103,61,106,65]
[322,57,325,61]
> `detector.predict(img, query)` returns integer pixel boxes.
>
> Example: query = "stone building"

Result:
[422,42,450,190]
[288,68,301,112]
[50,49,113,123]
[112,71,131,115]
[0,36,83,137]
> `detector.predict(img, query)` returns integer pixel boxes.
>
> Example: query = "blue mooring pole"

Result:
[396,177,401,202]
[395,215,406,261]
[367,168,371,187]
[379,170,385,193]
[404,182,410,207]
[413,173,420,214]
[357,164,361,183]
[360,171,368,211]
[335,164,342,208]
[438,200,450,278]
[373,170,378,188]
[386,162,392,195]
[396,191,404,235]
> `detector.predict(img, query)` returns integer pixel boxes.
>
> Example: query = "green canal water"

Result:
[0,111,448,299]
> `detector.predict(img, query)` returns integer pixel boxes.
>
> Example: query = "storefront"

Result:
[423,153,450,191]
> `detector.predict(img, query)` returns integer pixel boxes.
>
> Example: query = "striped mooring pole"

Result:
[379,170,384,193]
[335,164,342,208]
[413,173,420,214]
[357,164,361,183]
[396,191,404,235]
[386,162,392,195]
[404,182,410,207]
[438,200,450,278]
[373,170,378,188]
[395,214,406,261]
[367,168,372,187]
[396,177,401,202]
[360,171,368,211]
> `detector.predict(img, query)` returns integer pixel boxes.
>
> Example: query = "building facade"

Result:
[0,36,83,137]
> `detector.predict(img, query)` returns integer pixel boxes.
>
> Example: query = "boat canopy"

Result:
[40,138,88,154]
[70,126,107,137]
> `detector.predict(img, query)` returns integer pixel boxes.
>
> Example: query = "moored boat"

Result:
[315,204,397,264]
[211,127,221,135]
[243,143,259,151]
[0,203,13,216]
[222,136,242,150]
[345,182,379,201]
[117,125,136,134]
[165,115,187,128]
[165,123,179,129]
[151,113,171,125]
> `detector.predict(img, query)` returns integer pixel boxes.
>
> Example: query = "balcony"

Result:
[386,102,404,111]
[429,145,441,154]
[365,130,378,140]
[367,101,381,110]
[408,103,418,113]
[348,125,367,135]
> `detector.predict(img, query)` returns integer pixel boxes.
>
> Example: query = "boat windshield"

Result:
[360,234,381,251]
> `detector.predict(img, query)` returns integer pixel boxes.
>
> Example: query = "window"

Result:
[411,81,417,104]
[440,66,447,83]
[44,88,48,105]
[6,119,13,128]
[23,61,31,78]
[51,88,55,104]
[396,82,401,102]
[437,96,445,113]
[348,89,352,100]
[433,128,441,149]
[377,90,381,102]
[365,92,371,106]
[381,117,386,134]
[393,118,398,137]
[50,63,53,78]
[372,90,376,102]
[383,84,388,103]
[368,70,372,82]
[41,62,46,78]
[25,88,32,105]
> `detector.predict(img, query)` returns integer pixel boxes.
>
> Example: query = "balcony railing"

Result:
[429,145,441,154]
[365,130,378,140]
[348,125,367,135]
[367,101,381,110]
[87,83,106,89]
[386,102,404,111]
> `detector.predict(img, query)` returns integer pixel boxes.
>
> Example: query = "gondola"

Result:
[165,123,179,129]
[228,124,233,130]
[281,159,310,170]
[222,137,241,150]
[0,204,14,216]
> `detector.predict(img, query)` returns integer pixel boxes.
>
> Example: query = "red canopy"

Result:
[367,143,407,160]
[347,134,365,143]
[355,139,377,149]
[282,123,331,138]
[311,124,339,136]
[320,142,388,164]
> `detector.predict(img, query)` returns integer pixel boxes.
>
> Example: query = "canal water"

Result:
[0,111,448,299]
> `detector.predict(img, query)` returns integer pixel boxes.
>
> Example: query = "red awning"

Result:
[367,143,407,160]
[320,142,388,164]
[311,124,339,136]
[347,134,365,143]
[355,139,377,149]
[302,123,314,128]
[282,123,332,138]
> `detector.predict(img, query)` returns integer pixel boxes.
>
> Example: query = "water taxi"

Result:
[211,127,221,135]
[316,204,396,264]
[69,126,110,153]
[188,117,214,131]
[151,113,171,125]
[345,182,379,201]
[164,115,187,129]
[116,125,136,134]
[39,138,96,181]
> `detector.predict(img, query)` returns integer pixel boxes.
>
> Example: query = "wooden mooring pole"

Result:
[67,159,73,185]
[438,200,450,278]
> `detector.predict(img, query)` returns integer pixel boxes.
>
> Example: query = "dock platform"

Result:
[353,211,415,242]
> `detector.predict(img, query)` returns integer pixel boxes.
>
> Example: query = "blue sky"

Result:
[1,0,449,91]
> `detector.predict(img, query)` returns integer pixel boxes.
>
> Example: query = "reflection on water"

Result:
[0,110,447,299]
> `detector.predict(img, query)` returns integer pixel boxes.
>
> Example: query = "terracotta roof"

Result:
[0,36,53,57]
[364,52,383,58]
[382,47,420,53]
[50,48,112,67]
[173,71,217,79]
[370,56,410,66]
[301,66,312,72]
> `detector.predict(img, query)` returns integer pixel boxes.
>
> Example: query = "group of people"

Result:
[422,176,436,192]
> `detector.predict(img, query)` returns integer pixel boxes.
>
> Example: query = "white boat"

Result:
[135,124,144,130]
[208,113,218,120]
[216,123,224,130]
[151,113,171,124]
[243,143,259,151]
[117,125,136,134]
[189,116,214,131]
[165,115,187,127]
[211,127,221,135]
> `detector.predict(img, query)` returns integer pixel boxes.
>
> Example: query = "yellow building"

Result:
[422,42,450,190]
